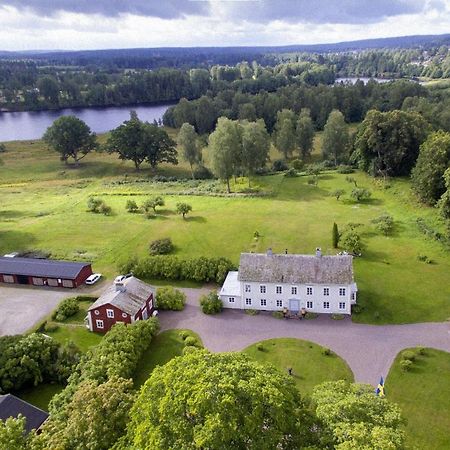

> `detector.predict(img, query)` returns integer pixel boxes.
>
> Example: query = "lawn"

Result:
[15,383,64,412]
[243,338,353,395]
[133,329,202,388]
[386,348,450,450]
[0,136,449,324]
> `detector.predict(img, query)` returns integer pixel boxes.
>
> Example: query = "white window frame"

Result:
[323,287,329,296]
[122,312,128,318]
[323,301,330,309]
[291,286,297,295]
[260,285,266,294]
[276,286,282,294]
[339,288,346,296]
[307,301,313,309]
[245,298,252,305]
[306,287,313,296]
[106,309,114,319]
[94,310,100,316]
[339,302,346,309]
[245,284,251,293]
[228,297,235,303]
[276,299,283,308]
[96,319,104,329]
[260,299,267,307]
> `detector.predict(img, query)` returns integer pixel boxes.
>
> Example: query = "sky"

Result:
[0,0,449,51]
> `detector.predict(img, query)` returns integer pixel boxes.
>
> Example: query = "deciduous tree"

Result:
[274,109,297,159]
[296,108,315,159]
[177,123,201,178]
[322,109,349,166]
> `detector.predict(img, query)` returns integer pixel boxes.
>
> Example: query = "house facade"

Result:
[0,256,92,288]
[219,249,357,315]
[86,276,155,333]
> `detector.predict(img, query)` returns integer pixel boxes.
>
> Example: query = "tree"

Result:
[156,286,186,310]
[176,202,192,219]
[125,200,139,213]
[0,416,32,450]
[209,117,242,193]
[322,109,349,166]
[372,214,394,235]
[438,168,450,220]
[332,222,340,248]
[274,109,297,159]
[241,119,270,186]
[331,189,345,200]
[411,130,450,205]
[121,351,315,449]
[353,109,430,177]
[351,188,371,202]
[38,76,59,105]
[149,237,174,255]
[312,381,405,450]
[43,116,97,165]
[195,95,217,134]
[143,196,164,213]
[340,229,362,255]
[141,123,178,170]
[178,123,201,178]
[296,108,315,159]
[199,291,223,314]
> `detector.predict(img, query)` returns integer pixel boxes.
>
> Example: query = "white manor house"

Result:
[219,248,358,315]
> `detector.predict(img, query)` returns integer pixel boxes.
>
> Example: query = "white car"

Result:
[85,273,102,285]
[114,274,127,284]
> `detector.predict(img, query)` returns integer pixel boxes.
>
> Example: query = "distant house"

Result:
[86,276,156,333]
[0,256,92,288]
[219,248,357,315]
[0,394,49,433]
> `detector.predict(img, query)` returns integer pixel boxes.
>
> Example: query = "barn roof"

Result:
[0,394,49,433]
[89,276,155,316]
[238,253,354,285]
[0,257,90,279]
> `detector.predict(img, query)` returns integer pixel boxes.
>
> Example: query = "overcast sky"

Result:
[0,0,449,51]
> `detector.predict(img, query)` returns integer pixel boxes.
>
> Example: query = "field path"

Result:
[159,288,450,386]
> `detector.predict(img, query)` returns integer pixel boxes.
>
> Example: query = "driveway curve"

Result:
[159,288,450,386]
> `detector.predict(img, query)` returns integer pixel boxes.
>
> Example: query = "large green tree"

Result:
[312,380,405,450]
[141,123,178,170]
[0,416,33,450]
[43,116,97,165]
[296,108,315,159]
[208,117,242,192]
[322,109,349,166]
[274,109,297,159]
[177,123,201,178]
[241,119,270,186]
[120,350,316,450]
[353,109,430,177]
[411,130,450,205]
[438,167,450,221]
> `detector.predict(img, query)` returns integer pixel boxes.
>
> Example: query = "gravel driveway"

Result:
[160,288,450,386]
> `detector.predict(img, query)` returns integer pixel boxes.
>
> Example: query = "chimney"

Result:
[266,248,273,256]
[316,247,322,257]
[285,249,288,254]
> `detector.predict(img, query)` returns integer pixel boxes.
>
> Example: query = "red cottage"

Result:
[0,256,92,288]
[86,276,155,333]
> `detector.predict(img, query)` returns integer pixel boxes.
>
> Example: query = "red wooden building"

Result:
[86,276,155,333]
[0,257,92,288]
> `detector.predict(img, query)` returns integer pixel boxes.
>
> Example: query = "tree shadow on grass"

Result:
[0,210,28,220]
[158,208,175,216]
[0,230,37,253]
[185,216,206,223]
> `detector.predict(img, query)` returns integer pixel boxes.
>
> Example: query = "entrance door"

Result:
[289,299,300,312]
[17,275,29,285]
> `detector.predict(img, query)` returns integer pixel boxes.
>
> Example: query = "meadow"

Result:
[0,134,449,324]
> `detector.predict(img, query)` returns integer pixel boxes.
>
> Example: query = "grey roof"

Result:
[0,394,48,433]
[0,257,90,279]
[89,276,155,316]
[238,253,354,285]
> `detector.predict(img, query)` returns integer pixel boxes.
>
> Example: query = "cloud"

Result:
[0,0,209,19]
[214,0,426,25]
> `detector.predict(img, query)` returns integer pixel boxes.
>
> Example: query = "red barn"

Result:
[86,276,155,333]
[0,257,92,288]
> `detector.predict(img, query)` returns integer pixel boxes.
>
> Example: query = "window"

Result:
[245,284,251,293]
[94,310,99,316]
[228,297,235,303]
[260,299,267,307]
[96,319,104,329]
[323,302,330,309]
[122,312,128,318]
[323,287,329,296]
[245,298,252,305]
[307,301,313,309]
[106,309,114,319]
[291,286,297,295]
[276,300,283,308]
[339,302,346,309]
[306,287,313,295]
[339,288,346,296]
[351,292,356,301]
[260,285,266,294]
[276,286,282,294]
[2,275,14,283]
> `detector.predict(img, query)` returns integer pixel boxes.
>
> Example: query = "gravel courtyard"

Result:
[160,288,450,386]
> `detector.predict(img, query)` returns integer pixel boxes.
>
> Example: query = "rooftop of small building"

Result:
[220,271,241,297]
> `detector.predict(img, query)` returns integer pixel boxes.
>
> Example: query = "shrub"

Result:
[149,238,174,256]
[304,312,319,320]
[178,330,190,340]
[99,203,112,216]
[345,176,358,187]
[256,343,264,351]
[417,254,432,264]
[156,286,186,311]
[44,322,59,332]
[284,168,298,177]
[87,197,103,213]
[340,230,362,254]
[400,359,413,372]
[272,159,288,172]
[416,346,426,356]
[245,309,259,316]
[337,165,354,174]
[331,314,345,320]
[351,188,372,202]
[291,159,304,170]
[372,214,394,235]
[254,167,271,176]
[305,163,322,176]
[322,348,332,356]
[193,165,214,180]
[0,143,6,153]
[271,311,284,319]
[184,336,198,347]
[126,200,139,213]
[54,297,80,322]
[199,291,222,315]
[401,350,416,362]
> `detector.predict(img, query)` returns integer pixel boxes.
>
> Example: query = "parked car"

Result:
[114,273,132,284]
[85,273,102,285]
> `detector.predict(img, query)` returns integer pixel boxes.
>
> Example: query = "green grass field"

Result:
[15,383,64,412]
[387,348,450,450]
[243,338,353,395]
[0,135,449,324]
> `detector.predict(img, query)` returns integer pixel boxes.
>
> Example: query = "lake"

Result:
[335,77,396,84]
[0,103,174,142]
